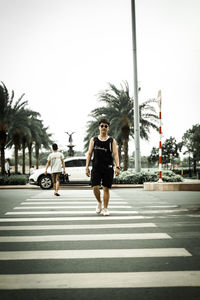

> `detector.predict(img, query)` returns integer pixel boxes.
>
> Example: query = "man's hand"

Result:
[86,168,90,177]
[44,170,47,175]
[115,168,120,177]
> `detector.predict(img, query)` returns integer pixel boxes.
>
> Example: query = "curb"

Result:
[0,185,40,189]
[0,184,144,189]
[144,182,200,191]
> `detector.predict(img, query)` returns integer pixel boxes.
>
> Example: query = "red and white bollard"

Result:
[158,90,163,183]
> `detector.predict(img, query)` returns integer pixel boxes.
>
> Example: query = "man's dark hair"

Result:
[98,118,110,126]
[52,143,58,150]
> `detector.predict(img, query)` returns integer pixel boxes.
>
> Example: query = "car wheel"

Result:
[39,175,52,189]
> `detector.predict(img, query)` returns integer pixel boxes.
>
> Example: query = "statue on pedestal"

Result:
[65,132,75,156]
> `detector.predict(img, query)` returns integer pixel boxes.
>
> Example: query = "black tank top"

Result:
[92,136,113,170]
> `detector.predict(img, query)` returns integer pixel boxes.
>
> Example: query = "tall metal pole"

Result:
[131,0,141,172]
[157,90,163,183]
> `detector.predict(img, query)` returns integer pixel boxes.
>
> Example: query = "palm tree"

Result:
[34,121,52,169]
[0,82,10,174]
[0,82,27,174]
[26,117,42,169]
[7,107,30,173]
[84,81,158,170]
[20,110,41,174]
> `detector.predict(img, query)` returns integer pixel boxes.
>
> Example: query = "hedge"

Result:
[113,170,183,184]
[0,175,27,185]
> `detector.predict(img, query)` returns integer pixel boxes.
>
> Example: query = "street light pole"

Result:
[131,0,141,172]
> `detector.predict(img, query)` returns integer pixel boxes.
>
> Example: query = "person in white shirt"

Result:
[45,143,66,196]
[5,159,11,176]
[29,165,35,175]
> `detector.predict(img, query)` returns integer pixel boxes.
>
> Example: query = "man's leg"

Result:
[93,185,102,214]
[51,174,56,192]
[93,185,101,203]
[102,186,110,209]
[55,174,60,195]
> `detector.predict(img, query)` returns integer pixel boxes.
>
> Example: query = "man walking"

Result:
[86,118,120,216]
[45,143,65,196]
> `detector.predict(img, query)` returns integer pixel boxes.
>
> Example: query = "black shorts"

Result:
[91,168,114,189]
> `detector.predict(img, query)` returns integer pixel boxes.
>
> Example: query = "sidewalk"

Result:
[0,184,144,189]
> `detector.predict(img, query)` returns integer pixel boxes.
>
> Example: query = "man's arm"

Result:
[85,138,94,177]
[61,158,66,174]
[112,139,120,176]
[44,160,50,175]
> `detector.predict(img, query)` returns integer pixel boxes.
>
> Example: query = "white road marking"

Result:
[0,223,157,230]
[14,205,132,209]
[0,216,147,222]
[5,210,139,215]
[22,201,128,204]
[1,271,200,289]
[0,233,171,242]
[28,197,116,199]
[142,205,178,208]
[0,248,191,260]
[140,209,188,214]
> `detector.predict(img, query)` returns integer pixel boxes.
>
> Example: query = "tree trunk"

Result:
[123,138,129,171]
[36,146,39,169]
[193,158,197,173]
[0,145,5,175]
[121,126,130,171]
[0,131,7,175]
[28,143,33,168]
[14,142,19,173]
[22,139,26,174]
[118,139,122,165]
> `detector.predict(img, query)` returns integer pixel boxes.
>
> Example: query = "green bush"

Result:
[113,170,183,184]
[0,175,27,185]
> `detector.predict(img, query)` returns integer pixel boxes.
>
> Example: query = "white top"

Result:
[29,167,35,175]
[5,161,10,172]
[47,152,64,173]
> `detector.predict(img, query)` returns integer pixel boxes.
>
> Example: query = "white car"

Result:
[29,156,91,189]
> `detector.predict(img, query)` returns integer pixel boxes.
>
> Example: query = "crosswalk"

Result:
[0,189,200,294]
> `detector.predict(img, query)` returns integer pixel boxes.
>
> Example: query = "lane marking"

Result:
[22,201,128,204]
[142,205,178,208]
[0,216,149,222]
[0,233,171,242]
[28,197,121,199]
[139,209,188,214]
[0,248,191,260]
[0,223,157,230]
[5,211,139,215]
[14,205,132,209]
[1,271,200,289]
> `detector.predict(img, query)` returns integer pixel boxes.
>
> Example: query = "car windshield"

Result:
[65,159,92,168]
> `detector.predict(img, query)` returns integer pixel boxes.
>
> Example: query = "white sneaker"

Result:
[96,202,102,214]
[103,208,110,216]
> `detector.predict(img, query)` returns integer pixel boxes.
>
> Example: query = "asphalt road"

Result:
[0,188,200,300]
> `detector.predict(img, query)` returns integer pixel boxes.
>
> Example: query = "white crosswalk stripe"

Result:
[1,271,200,289]
[0,216,147,222]
[14,205,132,209]
[0,189,199,293]
[5,210,139,215]
[21,201,128,204]
[0,233,171,242]
[0,223,157,230]
[0,248,191,260]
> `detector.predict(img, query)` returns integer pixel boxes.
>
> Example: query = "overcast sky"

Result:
[1,0,200,157]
